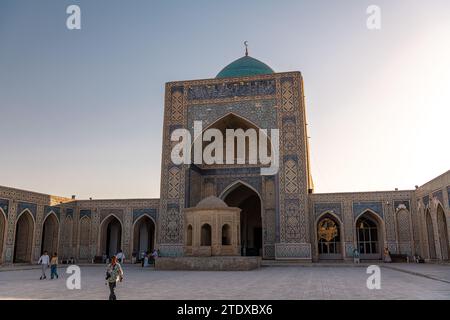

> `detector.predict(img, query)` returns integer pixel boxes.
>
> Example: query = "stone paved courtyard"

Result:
[0,264,449,300]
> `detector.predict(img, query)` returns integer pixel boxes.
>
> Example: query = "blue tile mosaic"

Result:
[132,208,157,223]
[353,201,383,219]
[17,202,37,219]
[187,79,276,101]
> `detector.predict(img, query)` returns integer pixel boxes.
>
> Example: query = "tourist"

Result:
[353,248,360,264]
[38,250,50,280]
[151,248,159,262]
[105,255,124,300]
[50,252,59,279]
[116,249,125,264]
[144,251,151,267]
[384,247,392,263]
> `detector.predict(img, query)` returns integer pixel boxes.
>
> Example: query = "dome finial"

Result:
[244,41,248,56]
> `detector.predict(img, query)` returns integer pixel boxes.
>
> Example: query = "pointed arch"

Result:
[221,180,264,257]
[190,112,273,166]
[98,214,123,258]
[219,179,262,201]
[436,204,449,260]
[13,209,35,263]
[0,208,6,264]
[315,211,344,260]
[41,211,59,255]
[355,210,385,260]
[132,214,156,260]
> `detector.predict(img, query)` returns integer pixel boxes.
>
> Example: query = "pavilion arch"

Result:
[201,223,212,246]
[41,211,60,256]
[436,204,449,260]
[190,112,273,166]
[13,209,35,263]
[78,215,91,260]
[315,211,344,260]
[425,208,437,259]
[186,224,193,246]
[0,208,7,264]
[355,209,385,260]
[220,180,264,257]
[132,214,156,260]
[98,214,123,258]
[222,224,232,245]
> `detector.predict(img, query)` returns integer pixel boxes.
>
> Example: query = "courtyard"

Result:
[0,263,449,300]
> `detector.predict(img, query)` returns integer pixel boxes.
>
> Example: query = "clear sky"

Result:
[0,0,449,199]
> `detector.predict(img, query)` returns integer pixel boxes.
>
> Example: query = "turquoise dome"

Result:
[216,55,274,78]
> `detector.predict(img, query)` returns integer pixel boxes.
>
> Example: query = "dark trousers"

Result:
[50,265,59,279]
[108,282,117,300]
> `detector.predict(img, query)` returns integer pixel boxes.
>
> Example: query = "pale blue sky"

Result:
[0,0,449,199]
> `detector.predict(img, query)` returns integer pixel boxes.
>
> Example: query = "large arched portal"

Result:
[222,183,262,256]
[41,213,59,255]
[437,205,449,260]
[100,216,122,258]
[14,210,34,263]
[426,209,437,259]
[190,113,272,167]
[0,209,6,264]
[356,211,382,260]
[133,215,155,260]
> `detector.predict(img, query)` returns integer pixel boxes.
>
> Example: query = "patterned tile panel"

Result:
[65,208,74,218]
[432,190,444,205]
[17,202,37,219]
[352,201,383,219]
[313,202,342,220]
[0,198,9,218]
[80,209,91,219]
[44,205,60,220]
[132,208,157,223]
[187,79,276,101]
[393,200,410,211]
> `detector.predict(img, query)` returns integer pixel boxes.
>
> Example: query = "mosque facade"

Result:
[0,54,449,264]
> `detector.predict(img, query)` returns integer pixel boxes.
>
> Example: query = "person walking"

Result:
[116,249,125,264]
[384,247,392,263]
[105,256,123,300]
[50,252,59,279]
[38,251,50,280]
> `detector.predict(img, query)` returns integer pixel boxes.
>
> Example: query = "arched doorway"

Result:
[132,215,155,260]
[100,216,122,258]
[356,211,382,260]
[317,213,342,260]
[14,210,34,263]
[426,209,437,259]
[41,213,59,255]
[201,224,212,246]
[222,182,262,257]
[437,205,449,260]
[0,209,6,264]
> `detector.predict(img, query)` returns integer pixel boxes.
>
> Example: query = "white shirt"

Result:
[38,254,50,265]
[116,252,125,260]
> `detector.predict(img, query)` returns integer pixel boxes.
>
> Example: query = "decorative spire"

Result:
[244,41,248,56]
